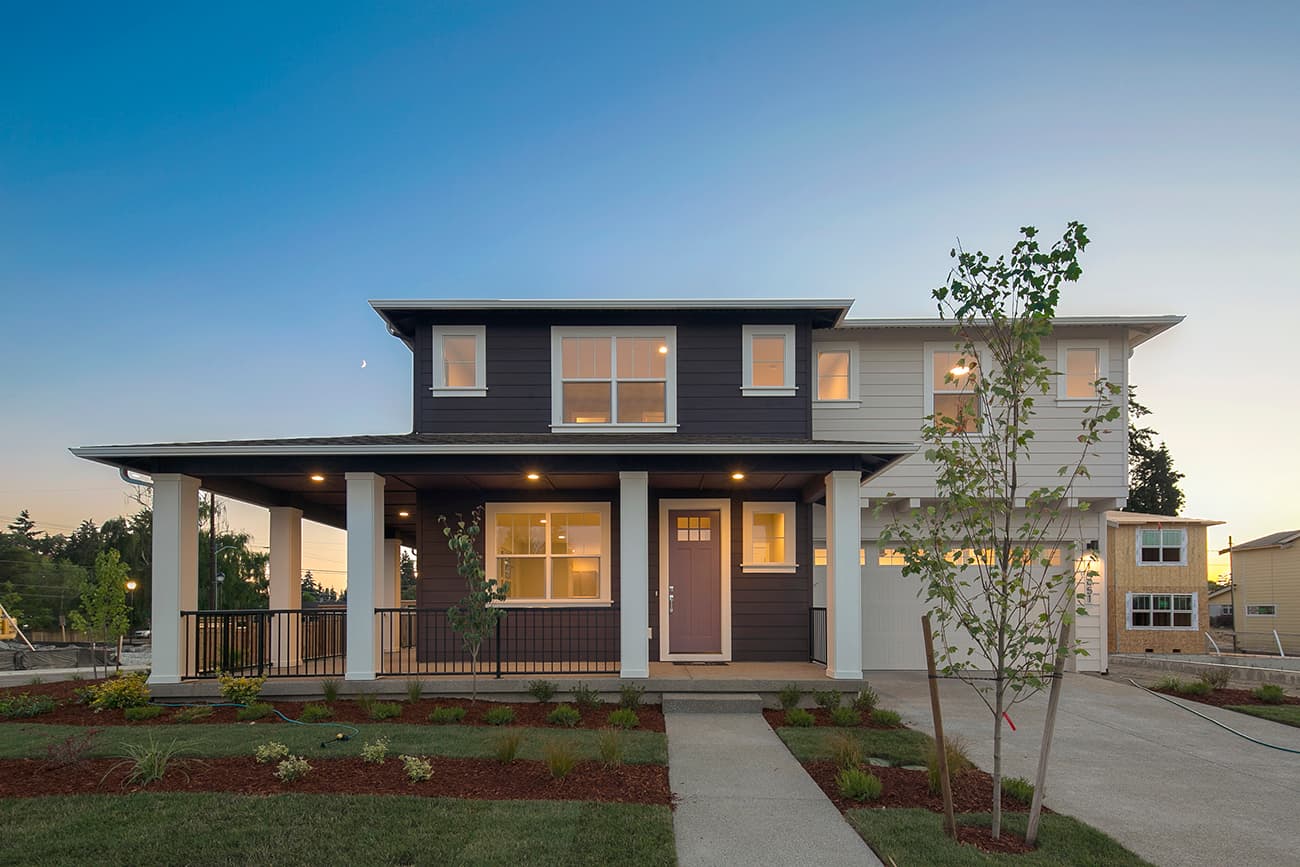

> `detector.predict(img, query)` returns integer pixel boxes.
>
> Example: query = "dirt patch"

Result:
[955,823,1036,855]
[761,707,902,731]
[1152,686,1299,709]
[804,761,1040,816]
[0,755,672,805]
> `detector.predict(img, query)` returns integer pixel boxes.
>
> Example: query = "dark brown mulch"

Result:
[0,756,672,805]
[956,824,1036,855]
[804,761,1040,816]
[761,707,901,731]
[1153,686,1299,709]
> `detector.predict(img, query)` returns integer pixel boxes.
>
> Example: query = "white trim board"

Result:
[658,498,732,662]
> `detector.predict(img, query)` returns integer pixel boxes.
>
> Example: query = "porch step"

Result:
[662,692,763,714]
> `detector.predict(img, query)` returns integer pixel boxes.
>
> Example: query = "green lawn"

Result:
[0,793,675,866]
[1225,704,1300,728]
[0,723,667,764]
[848,809,1153,866]
[774,725,933,766]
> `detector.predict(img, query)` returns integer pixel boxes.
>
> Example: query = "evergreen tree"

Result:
[1125,388,1186,515]
[6,510,38,541]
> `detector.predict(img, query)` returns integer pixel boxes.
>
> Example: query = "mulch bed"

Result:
[760,707,901,731]
[1152,686,1299,709]
[803,761,1040,816]
[956,824,1036,855]
[0,755,672,805]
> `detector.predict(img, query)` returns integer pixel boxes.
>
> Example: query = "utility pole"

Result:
[209,491,218,610]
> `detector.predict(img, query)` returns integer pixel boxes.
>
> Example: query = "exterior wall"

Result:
[1107,523,1209,654]
[813,326,1130,501]
[1230,545,1300,652]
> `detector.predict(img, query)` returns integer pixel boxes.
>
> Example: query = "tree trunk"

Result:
[992,683,1005,839]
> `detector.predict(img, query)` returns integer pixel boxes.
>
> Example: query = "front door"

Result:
[667,510,722,654]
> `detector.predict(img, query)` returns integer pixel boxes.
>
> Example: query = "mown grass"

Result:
[775,725,932,766]
[847,808,1154,866]
[1226,704,1300,728]
[0,724,667,764]
[0,793,676,866]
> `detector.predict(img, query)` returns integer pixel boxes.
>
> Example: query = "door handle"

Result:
[668,585,674,615]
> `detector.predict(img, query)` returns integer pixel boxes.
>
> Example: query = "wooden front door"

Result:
[667,510,722,654]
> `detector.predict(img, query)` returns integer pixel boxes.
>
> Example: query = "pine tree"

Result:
[6,510,38,541]
[1125,388,1185,515]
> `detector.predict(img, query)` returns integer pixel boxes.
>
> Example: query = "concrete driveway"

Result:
[866,671,1300,867]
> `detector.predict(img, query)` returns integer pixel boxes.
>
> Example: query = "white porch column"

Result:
[619,471,650,678]
[268,507,303,668]
[382,538,402,661]
[345,472,385,681]
[825,470,864,679]
[150,474,200,685]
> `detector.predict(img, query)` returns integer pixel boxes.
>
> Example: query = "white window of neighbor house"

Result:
[431,326,487,396]
[742,325,797,396]
[1056,340,1109,401]
[1127,592,1197,629]
[485,502,612,604]
[550,327,676,429]
[1246,604,1278,616]
[1137,528,1187,565]
[924,345,981,434]
[742,502,797,572]
[813,343,859,404]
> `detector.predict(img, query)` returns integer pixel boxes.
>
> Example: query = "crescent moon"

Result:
[361,360,367,369]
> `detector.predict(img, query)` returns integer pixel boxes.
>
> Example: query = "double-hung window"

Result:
[485,502,612,604]
[1137,528,1186,565]
[742,502,797,572]
[431,326,487,396]
[924,345,981,434]
[1057,340,1109,402]
[813,342,859,404]
[1128,592,1196,629]
[550,327,676,429]
[742,325,797,396]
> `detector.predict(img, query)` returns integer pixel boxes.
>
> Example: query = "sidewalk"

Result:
[666,710,883,867]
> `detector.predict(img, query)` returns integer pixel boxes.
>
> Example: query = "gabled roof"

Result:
[1105,510,1223,527]
[1207,584,1235,600]
[1220,530,1300,555]
[836,315,1184,348]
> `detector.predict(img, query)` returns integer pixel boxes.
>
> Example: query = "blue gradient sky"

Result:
[2,2,1297,586]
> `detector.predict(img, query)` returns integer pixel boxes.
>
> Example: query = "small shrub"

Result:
[428,706,467,725]
[1153,675,1184,692]
[236,703,275,722]
[527,680,558,703]
[72,684,96,706]
[275,755,311,784]
[607,708,640,730]
[361,737,390,764]
[830,707,862,727]
[484,706,516,726]
[88,673,150,710]
[1003,776,1035,804]
[44,729,100,767]
[1199,668,1232,691]
[571,682,602,711]
[852,684,879,714]
[124,705,167,722]
[173,706,215,723]
[785,708,815,727]
[1154,675,1210,695]
[321,679,341,703]
[254,741,291,764]
[369,701,403,721]
[827,731,863,770]
[493,730,524,763]
[216,672,266,706]
[405,679,424,704]
[0,692,56,719]
[1253,684,1286,704]
[619,683,646,710]
[299,703,333,723]
[778,683,803,710]
[543,739,579,779]
[547,704,581,727]
[28,675,44,685]
[925,734,975,794]
[401,754,433,783]
[836,767,883,802]
[355,692,376,717]
[871,709,902,727]
[813,689,842,711]
[110,734,192,787]
[597,728,626,766]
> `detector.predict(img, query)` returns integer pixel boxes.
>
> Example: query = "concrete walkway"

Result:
[867,671,1300,867]
[666,711,883,867]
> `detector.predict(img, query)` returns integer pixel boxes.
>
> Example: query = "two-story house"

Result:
[72,299,1181,685]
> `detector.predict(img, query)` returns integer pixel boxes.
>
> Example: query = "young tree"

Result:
[69,549,133,678]
[879,223,1118,841]
[1125,389,1185,514]
[441,510,509,701]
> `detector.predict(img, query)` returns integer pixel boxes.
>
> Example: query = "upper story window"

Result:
[1138,528,1187,565]
[1057,340,1109,401]
[813,342,859,405]
[924,345,981,434]
[550,327,677,430]
[431,326,487,397]
[742,325,797,397]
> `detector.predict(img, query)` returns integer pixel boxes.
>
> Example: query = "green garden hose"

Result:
[148,700,360,742]
[1127,679,1300,755]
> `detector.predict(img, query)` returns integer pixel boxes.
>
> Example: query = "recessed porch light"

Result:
[398,511,410,518]
[310,474,325,482]
[526,472,541,481]
[731,472,746,481]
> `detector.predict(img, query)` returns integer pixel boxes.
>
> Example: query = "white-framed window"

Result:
[549,327,677,430]
[1246,604,1278,616]
[431,325,487,396]
[484,502,612,605]
[1127,592,1197,629]
[1137,528,1187,565]
[1056,340,1109,401]
[812,342,859,405]
[813,546,866,566]
[742,502,798,572]
[923,343,982,434]
[742,324,797,396]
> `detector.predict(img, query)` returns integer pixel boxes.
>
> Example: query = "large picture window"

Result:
[1128,592,1196,629]
[1138,528,1186,565]
[551,328,676,429]
[485,502,612,604]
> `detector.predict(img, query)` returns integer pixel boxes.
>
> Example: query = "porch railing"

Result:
[181,609,346,679]
[376,607,620,677]
[809,606,827,665]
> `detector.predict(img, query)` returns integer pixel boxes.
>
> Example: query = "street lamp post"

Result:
[125,580,138,629]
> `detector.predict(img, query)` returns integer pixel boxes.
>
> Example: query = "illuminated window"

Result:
[431,326,486,396]
[551,328,676,428]
[1057,340,1110,401]
[1128,592,1196,629]
[742,502,797,572]
[926,346,981,434]
[814,546,866,566]
[485,502,611,603]
[814,343,859,403]
[742,325,796,396]
[878,547,907,566]
[1137,529,1186,565]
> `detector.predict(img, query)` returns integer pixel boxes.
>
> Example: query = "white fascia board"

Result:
[835,315,1184,347]
[71,441,917,459]
[370,297,855,312]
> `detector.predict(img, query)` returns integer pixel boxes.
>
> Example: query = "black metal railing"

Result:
[376,607,620,677]
[809,606,828,665]
[181,609,346,679]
